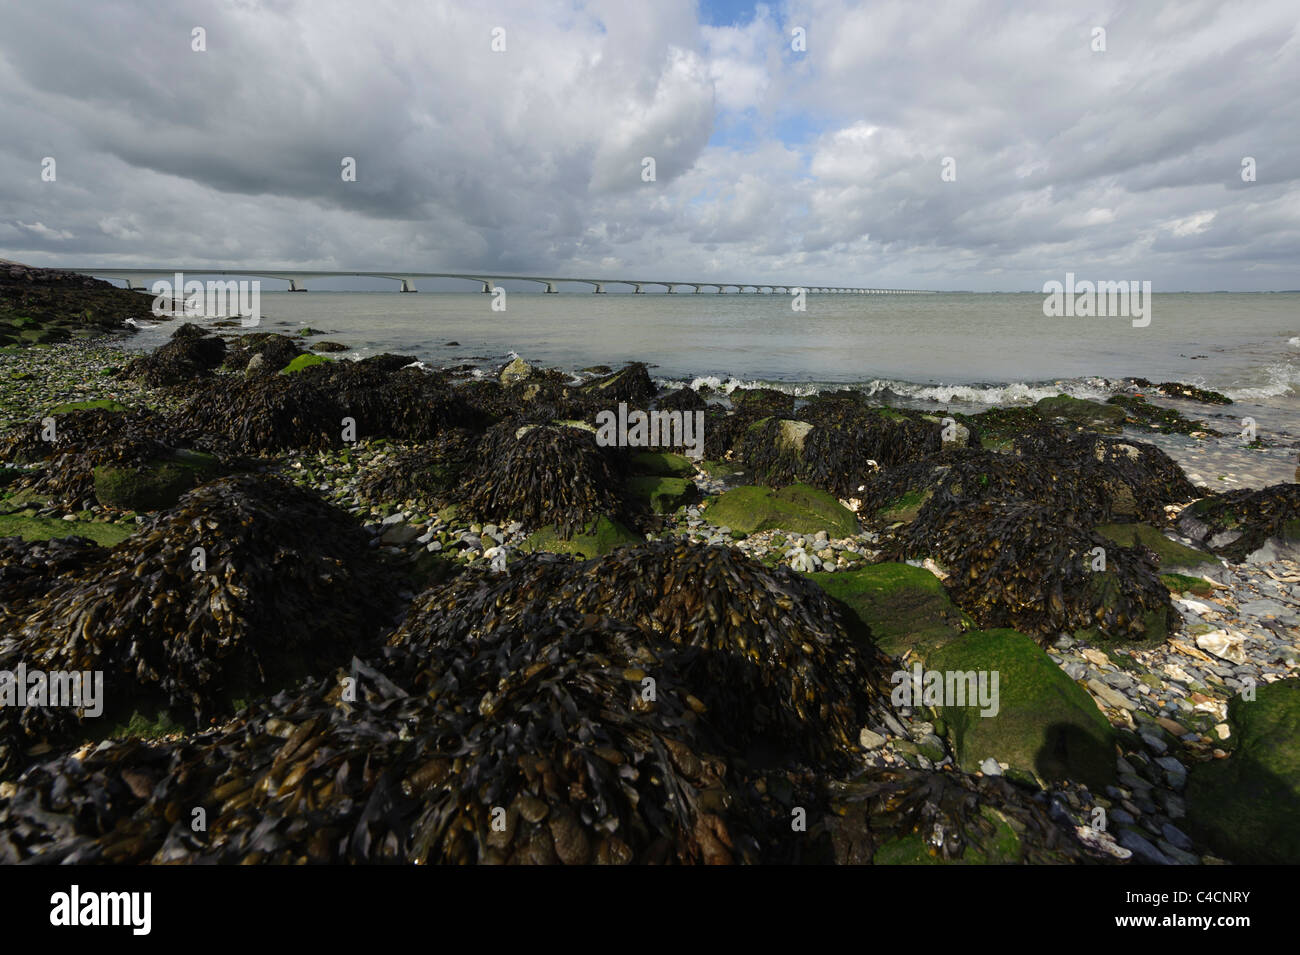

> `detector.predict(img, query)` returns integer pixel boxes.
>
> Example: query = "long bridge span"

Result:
[64,267,934,295]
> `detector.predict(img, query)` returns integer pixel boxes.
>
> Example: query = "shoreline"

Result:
[0,323,1294,867]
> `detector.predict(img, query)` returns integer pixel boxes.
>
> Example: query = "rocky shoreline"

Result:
[0,276,1297,864]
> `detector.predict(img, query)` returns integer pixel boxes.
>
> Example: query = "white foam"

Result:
[1223,362,1300,400]
[661,374,1119,406]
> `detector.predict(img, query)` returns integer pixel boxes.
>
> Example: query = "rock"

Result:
[92,451,221,511]
[1196,629,1248,664]
[1186,678,1300,864]
[500,357,532,385]
[980,757,1002,776]
[1160,822,1193,851]
[1035,394,1126,433]
[244,353,265,376]
[804,562,966,656]
[380,524,421,545]
[1087,678,1136,711]
[1117,828,1173,864]
[705,484,858,538]
[1139,732,1168,755]
[280,353,333,374]
[628,451,695,478]
[521,515,641,558]
[858,728,886,750]
[926,629,1117,789]
[1095,523,1217,571]
[624,476,698,514]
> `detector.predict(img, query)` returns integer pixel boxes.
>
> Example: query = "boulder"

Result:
[521,515,640,558]
[1186,678,1300,864]
[1035,394,1126,433]
[704,484,858,537]
[806,562,967,656]
[925,629,1117,789]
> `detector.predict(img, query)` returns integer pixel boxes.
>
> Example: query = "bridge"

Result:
[63,267,934,295]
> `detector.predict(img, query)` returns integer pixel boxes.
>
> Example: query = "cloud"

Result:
[0,0,1296,290]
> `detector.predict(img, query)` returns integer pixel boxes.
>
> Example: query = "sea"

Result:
[120,290,1300,487]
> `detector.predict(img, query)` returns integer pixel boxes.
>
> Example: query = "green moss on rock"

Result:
[704,483,858,537]
[806,562,967,656]
[280,353,334,374]
[1160,572,1214,596]
[93,451,220,511]
[877,488,931,525]
[629,451,695,477]
[925,629,1117,790]
[1096,523,1216,570]
[1036,394,1126,433]
[0,513,134,547]
[625,476,698,514]
[48,399,129,414]
[521,515,640,558]
[1186,678,1300,864]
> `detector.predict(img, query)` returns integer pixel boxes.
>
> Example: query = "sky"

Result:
[0,0,1297,291]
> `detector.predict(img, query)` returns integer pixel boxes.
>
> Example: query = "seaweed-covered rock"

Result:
[729,387,794,416]
[925,629,1117,789]
[1185,678,1300,864]
[828,768,1105,864]
[120,323,227,386]
[457,423,627,536]
[580,362,656,405]
[901,498,1177,642]
[356,429,479,508]
[0,612,789,864]
[0,408,207,508]
[0,474,402,777]
[1176,484,1300,561]
[1034,394,1126,433]
[222,332,305,375]
[737,408,944,499]
[1012,429,1197,524]
[629,450,695,478]
[397,611,756,864]
[176,361,474,454]
[397,540,892,764]
[656,385,708,413]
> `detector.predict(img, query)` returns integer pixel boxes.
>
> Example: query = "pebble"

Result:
[858,729,886,750]
[1117,829,1174,865]
[1160,823,1194,851]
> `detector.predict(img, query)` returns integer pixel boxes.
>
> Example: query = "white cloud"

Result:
[0,0,1295,289]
